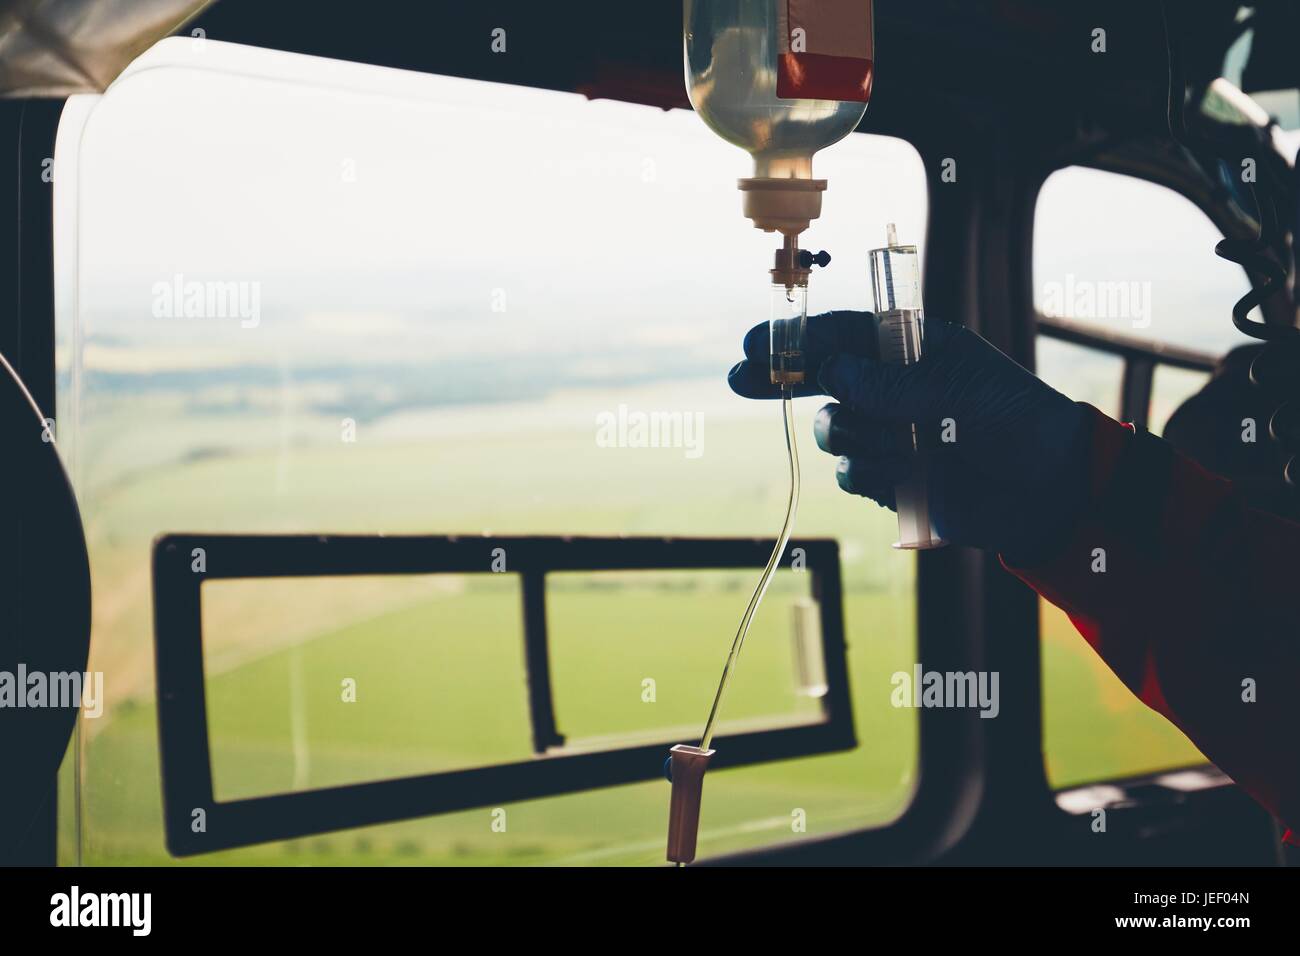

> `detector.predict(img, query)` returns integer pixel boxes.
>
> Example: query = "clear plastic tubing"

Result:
[868,224,946,550]
[698,281,806,751]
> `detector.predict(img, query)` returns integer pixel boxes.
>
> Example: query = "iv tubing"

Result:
[698,385,801,751]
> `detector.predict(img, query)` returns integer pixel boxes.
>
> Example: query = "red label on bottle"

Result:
[776,0,874,102]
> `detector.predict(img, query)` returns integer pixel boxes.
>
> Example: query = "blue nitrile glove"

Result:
[727,311,1094,564]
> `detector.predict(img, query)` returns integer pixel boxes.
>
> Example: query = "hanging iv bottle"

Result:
[686,0,874,389]
[685,0,874,239]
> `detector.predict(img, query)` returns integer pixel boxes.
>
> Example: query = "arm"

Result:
[1005,407,1300,839]
[729,312,1300,836]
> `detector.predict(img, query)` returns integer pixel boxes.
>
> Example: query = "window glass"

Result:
[55,39,926,864]
[1034,167,1219,787]
[203,575,532,801]
[547,569,819,744]
[1039,600,1207,789]
[1035,166,1254,355]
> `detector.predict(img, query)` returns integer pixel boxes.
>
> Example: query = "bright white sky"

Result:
[61,38,927,378]
[1035,166,1255,354]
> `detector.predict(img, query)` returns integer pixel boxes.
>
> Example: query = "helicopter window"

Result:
[1035,166,1254,356]
[53,38,927,864]
[1033,165,1230,787]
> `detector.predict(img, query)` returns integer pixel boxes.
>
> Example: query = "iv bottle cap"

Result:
[737,177,827,235]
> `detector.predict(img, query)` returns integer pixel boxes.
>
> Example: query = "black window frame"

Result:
[151,533,857,856]
[1,98,66,866]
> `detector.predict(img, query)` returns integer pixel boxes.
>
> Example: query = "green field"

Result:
[60,379,1203,866]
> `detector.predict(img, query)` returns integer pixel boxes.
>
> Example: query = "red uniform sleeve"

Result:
[1002,404,1300,841]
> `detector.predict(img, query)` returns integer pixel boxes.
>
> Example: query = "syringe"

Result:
[868,224,946,550]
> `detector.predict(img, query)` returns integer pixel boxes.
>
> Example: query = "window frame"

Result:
[1036,313,1218,429]
[152,533,856,856]
[0,98,66,866]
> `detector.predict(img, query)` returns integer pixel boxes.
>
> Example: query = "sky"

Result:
[57,36,1257,401]
[59,38,927,386]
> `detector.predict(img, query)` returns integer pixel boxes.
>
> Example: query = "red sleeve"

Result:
[1002,404,1300,839]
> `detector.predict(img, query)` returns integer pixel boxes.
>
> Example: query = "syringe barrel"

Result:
[869,238,923,313]
[868,237,946,550]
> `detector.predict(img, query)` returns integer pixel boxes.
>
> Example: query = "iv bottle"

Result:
[685,0,874,235]
[869,224,946,550]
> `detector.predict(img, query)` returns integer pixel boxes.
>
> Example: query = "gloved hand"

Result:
[728,311,1095,564]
